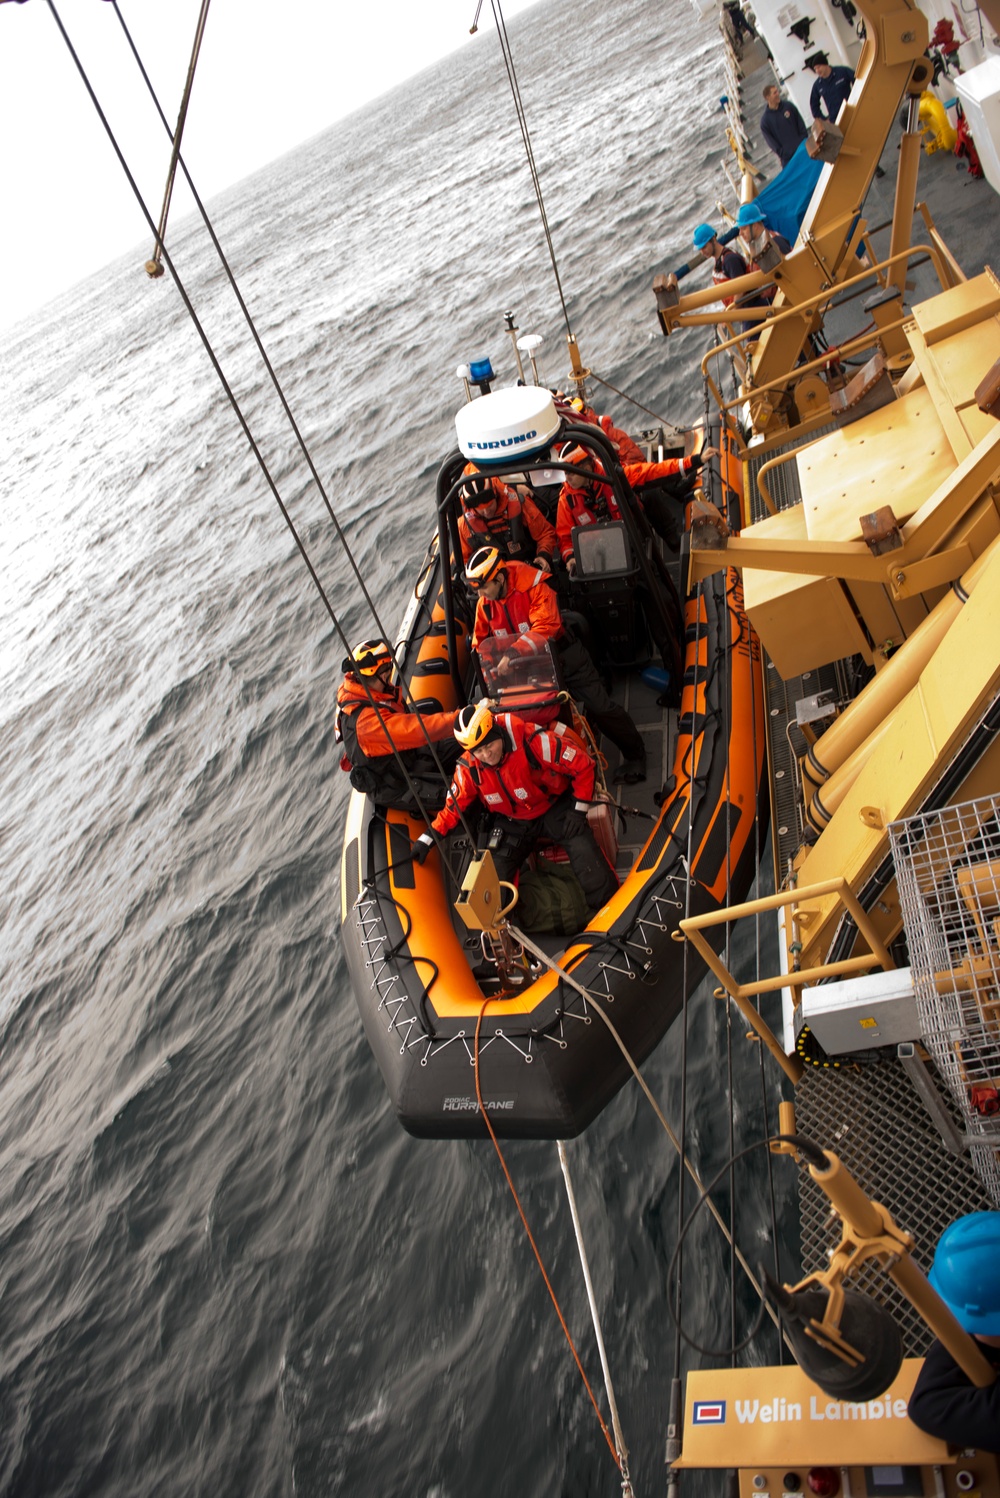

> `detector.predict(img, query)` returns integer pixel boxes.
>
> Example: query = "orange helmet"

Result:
[455,700,496,751]
[465,546,504,589]
[349,639,393,678]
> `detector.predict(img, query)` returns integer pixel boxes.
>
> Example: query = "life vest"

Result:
[335,691,409,800]
[433,715,595,836]
[556,458,698,559]
[459,496,533,562]
[471,561,563,654]
[712,264,738,307]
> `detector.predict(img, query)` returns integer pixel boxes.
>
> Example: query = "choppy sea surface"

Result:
[0,0,793,1492]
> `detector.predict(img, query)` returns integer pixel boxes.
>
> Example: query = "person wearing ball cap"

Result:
[907,1212,1000,1453]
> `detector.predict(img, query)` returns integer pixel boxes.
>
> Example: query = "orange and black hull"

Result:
[340,423,766,1138]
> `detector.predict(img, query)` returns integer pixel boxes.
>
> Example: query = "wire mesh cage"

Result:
[890,794,1000,1205]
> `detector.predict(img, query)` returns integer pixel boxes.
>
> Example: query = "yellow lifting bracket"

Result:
[771,1106,996,1391]
[676,876,897,1084]
[453,852,533,994]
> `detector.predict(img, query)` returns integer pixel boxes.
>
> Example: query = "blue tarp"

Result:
[670,144,824,281]
[752,142,824,245]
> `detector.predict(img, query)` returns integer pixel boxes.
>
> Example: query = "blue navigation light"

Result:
[469,358,495,384]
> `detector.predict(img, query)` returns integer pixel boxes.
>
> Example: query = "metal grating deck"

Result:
[794,1056,993,1355]
[891,794,1000,1204]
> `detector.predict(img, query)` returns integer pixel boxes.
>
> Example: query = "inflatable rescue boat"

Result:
[340,386,767,1138]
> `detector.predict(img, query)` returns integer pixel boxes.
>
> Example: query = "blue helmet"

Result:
[692,222,716,250]
[736,202,765,228]
[928,1212,1000,1335]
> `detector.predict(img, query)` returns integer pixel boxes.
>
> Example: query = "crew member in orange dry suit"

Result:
[465,546,648,783]
[551,392,647,464]
[412,700,618,915]
[555,444,716,566]
[456,473,557,569]
[336,639,460,809]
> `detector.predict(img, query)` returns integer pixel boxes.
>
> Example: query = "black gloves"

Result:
[412,832,435,865]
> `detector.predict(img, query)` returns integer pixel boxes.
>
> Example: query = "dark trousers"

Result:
[490,796,618,914]
[555,636,645,763]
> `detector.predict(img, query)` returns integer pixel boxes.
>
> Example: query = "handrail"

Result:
[754,445,815,517]
[697,242,951,433]
[677,877,897,1082]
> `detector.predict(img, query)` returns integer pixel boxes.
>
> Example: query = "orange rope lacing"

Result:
[473,1000,621,1473]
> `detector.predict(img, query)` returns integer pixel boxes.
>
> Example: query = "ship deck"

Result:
[725,30,1000,1353]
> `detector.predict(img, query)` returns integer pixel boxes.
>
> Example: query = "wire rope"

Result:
[742,436,786,1364]
[144,0,211,277]
[557,1141,633,1495]
[52,0,477,871]
[589,371,683,435]
[508,925,780,1333]
[108,2,475,850]
[489,0,574,341]
[471,1002,623,1476]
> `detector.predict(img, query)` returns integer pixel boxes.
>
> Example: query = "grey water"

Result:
[0,0,793,1492]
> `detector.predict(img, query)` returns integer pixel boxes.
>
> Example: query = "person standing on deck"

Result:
[805,52,854,121]
[465,546,648,784]
[760,84,808,167]
[907,1212,1000,1454]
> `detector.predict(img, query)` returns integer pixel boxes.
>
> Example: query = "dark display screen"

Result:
[863,1467,924,1498]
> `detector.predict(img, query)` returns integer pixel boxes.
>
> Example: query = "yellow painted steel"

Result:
[673,1360,952,1468]
[805,536,999,791]
[695,269,1000,673]
[789,540,1000,970]
[658,0,934,431]
[678,878,894,1071]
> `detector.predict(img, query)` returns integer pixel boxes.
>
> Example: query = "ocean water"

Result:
[0,0,792,1493]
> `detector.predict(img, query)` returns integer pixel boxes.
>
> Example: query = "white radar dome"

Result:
[454,386,559,466]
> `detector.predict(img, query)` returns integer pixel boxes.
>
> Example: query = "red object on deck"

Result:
[970,1084,1000,1115]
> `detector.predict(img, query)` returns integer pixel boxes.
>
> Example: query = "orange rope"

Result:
[473,1001,621,1472]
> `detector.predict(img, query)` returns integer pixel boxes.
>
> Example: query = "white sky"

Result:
[0,0,544,332]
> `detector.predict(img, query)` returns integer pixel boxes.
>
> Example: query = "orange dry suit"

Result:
[556,456,705,561]
[471,562,647,766]
[471,560,563,656]
[336,673,457,804]
[458,482,558,567]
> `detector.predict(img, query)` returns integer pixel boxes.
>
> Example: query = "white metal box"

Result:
[956,57,1000,198]
[798,966,919,1054]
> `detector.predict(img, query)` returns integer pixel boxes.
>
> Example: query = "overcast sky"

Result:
[0,0,545,332]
